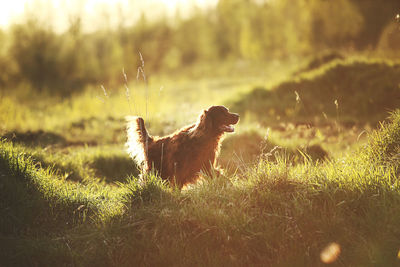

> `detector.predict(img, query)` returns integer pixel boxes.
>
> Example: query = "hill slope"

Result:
[231,59,400,126]
[1,110,400,265]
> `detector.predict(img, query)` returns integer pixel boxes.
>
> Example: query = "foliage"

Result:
[9,19,91,94]
[0,0,399,95]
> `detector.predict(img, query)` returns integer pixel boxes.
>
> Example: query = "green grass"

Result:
[1,110,400,266]
[26,145,138,183]
[219,127,329,169]
[1,58,400,266]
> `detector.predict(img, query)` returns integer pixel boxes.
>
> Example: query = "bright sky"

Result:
[0,0,218,31]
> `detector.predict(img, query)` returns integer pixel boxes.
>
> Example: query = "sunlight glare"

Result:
[0,1,25,27]
[0,0,217,31]
[158,0,181,10]
[320,242,341,264]
[157,0,217,12]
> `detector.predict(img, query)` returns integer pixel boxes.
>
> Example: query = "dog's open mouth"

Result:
[220,124,235,132]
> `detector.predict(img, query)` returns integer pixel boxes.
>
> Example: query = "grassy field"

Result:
[1,57,400,266]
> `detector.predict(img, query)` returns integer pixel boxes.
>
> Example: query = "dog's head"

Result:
[199,105,239,134]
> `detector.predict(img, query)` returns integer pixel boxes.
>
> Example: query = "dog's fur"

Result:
[126,106,239,188]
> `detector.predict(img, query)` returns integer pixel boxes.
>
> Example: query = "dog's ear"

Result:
[202,109,213,130]
[196,109,213,132]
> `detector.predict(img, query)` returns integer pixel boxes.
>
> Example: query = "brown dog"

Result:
[126,106,239,188]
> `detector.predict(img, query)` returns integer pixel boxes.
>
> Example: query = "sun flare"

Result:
[0,0,217,30]
[0,1,25,27]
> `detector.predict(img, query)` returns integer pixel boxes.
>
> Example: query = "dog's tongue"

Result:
[221,125,234,132]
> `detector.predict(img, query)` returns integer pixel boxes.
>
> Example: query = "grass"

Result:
[1,57,400,266]
[231,58,400,127]
[1,110,400,266]
[219,127,329,169]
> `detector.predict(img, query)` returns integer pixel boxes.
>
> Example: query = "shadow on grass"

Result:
[2,130,67,147]
[25,149,140,183]
[91,154,140,183]
[0,144,92,236]
[2,130,99,148]
[67,116,126,145]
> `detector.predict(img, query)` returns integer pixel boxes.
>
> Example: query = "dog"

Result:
[126,105,239,188]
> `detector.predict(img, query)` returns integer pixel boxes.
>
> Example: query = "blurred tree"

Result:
[10,19,64,92]
[59,17,97,88]
[308,0,363,49]
[9,18,115,95]
[2,0,399,96]
[216,0,311,59]
[173,8,217,65]
[349,0,400,48]
[268,0,311,57]
[124,14,173,74]
[215,0,244,59]
[0,29,16,89]
[89,30,124,86]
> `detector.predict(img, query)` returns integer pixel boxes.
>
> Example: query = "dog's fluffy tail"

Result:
[126,116,152,169]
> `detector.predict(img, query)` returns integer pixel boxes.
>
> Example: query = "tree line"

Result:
[0,0,398,95]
